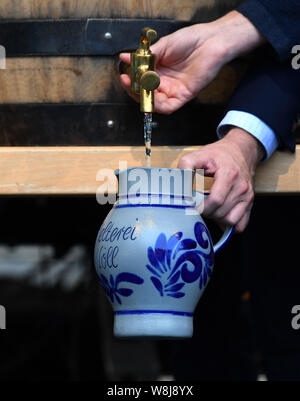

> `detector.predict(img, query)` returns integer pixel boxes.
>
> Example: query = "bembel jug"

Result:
[94,167,233,337]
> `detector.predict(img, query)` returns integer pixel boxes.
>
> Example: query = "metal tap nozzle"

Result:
[130,27,160,113]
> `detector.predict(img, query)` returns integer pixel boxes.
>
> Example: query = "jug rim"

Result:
[114,166,195,176]
[115,166,198,200]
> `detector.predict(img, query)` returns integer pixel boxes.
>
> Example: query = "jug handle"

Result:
[196,192,235,254]
[213,224,235,253]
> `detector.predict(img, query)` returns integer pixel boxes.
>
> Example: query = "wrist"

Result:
[223,127,265,173]
[209,10,266,63]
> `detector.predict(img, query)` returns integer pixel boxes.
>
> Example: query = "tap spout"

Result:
[130,28,160,113]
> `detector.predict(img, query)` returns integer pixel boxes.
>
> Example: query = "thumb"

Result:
[150,35,169,61]
[119,52,131,64]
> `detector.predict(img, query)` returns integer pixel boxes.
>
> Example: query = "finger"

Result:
[154,91,183,114]
[120,74,140,103]
[212,180,251,220]
[150,36,169,61]
[177,151,211,170]
[203,168,237,217]
[221,200,253,231]
[235,212,251,233]
[119,53,131,64]
[120,73,131,87]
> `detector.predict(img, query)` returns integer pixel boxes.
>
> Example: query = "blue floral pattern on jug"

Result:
[147,222,214,298]
[99,272,144,305]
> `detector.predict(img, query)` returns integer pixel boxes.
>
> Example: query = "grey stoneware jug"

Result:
[94,167,234,338]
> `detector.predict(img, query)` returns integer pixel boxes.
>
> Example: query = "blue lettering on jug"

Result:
[97,221,137,243]
[96,220,139,270]
[98,245,119,269]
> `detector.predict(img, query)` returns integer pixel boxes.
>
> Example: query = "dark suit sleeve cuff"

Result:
[237,0,291,61]
[225,60,299,154]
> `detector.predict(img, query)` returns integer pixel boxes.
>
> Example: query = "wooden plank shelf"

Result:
[0,145,298,195]
[0,0,243,21]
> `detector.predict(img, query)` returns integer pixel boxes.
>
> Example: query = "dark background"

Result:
[0,194,299,381]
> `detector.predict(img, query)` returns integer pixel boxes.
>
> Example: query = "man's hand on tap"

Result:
[178,128,265,233]
[120,11,265,114]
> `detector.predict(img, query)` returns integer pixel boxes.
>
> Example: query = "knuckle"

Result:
[223,217,238,226]
[237,180,255,203]
[228,167,239,181]
[209,193,225,208]
[177,156,191,169]
[225,216,239,227]
[213,208,226,219]
[245,187,255,203]
[238,180,250,196]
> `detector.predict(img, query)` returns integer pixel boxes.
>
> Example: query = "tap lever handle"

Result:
[140,70,160,91]
[140,28,157,50]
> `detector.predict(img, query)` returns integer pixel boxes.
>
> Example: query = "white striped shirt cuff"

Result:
[217,110,279,161]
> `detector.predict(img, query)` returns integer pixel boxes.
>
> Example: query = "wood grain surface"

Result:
[0,145,298,195]
[0,0,243,20]
[0,57,124,104]
[0,57,245,104]
[0,0,246,104]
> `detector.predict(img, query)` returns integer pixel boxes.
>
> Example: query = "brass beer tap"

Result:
[130,27,160,112]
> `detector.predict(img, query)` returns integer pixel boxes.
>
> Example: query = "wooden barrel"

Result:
[0,0,248,147]
[0,0,298,196]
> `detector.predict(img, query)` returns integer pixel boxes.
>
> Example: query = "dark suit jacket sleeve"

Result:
[237,0,300,61]
[226,60,300,153]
